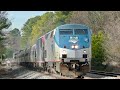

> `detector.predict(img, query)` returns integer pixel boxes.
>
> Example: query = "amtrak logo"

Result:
[69,36,78,43]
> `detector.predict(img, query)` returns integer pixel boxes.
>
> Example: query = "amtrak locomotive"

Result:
[14,24,92,78]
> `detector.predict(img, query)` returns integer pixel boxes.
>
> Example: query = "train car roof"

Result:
[56,24,90,29]
[37,30,54,40]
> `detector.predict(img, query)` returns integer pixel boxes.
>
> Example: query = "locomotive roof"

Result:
[56,24,90,29]
[36,24,91,41]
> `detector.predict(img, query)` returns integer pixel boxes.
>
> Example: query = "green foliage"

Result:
[0,36,4,41]
[5,28,21,58]
[92,31,106,70]
[0,17,11,30]
[0,42,6,56]
[0,11,11,56]
[21,16,41,49]
[54,11,71,26]
[10,28,20,37]
[31,12,55,45]
[22,16,40,37]
[5,48,13,58]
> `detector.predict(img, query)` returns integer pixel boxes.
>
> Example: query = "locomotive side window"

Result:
[74,29,88,35]
[59,29,73,35]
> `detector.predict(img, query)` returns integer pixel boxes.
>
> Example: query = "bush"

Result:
[92,31,106,70]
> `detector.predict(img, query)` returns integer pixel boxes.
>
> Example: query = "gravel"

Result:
[1,65,120,79]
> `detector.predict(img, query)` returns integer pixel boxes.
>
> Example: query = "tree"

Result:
[5,47,13,58]
[10,28,20,37]
[21,16,41,49]
[8,28,21,52]
[31,12,55,45]
[0,11,11,59]
[2,28,21,59]
[92,31,106,70]
[0,12,11,30]
[103,11,120,65]
[54,11,71,26]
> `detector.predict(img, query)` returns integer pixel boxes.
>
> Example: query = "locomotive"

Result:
[14,24,92,78]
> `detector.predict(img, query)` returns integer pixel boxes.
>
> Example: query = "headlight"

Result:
[71,45,74,49]
[71,45,78,49]
[83,50,86,54]
[75,45,78,49]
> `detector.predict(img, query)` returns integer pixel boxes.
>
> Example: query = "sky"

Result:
[7,11,47,30]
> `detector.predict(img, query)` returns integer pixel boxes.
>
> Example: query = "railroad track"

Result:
[0,65,72,79]
[88,70,120,77]
[15,71,71,79]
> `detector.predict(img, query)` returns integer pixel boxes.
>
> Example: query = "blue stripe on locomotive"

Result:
[54,24,91,50]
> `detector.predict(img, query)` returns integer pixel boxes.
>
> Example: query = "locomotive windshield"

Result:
[74,29,88,35]
[59,29,73,35]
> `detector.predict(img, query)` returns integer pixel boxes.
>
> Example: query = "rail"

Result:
[88,70,120,77]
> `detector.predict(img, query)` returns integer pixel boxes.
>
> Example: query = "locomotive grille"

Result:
[83,54,87,58]
[70,60,79,63]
